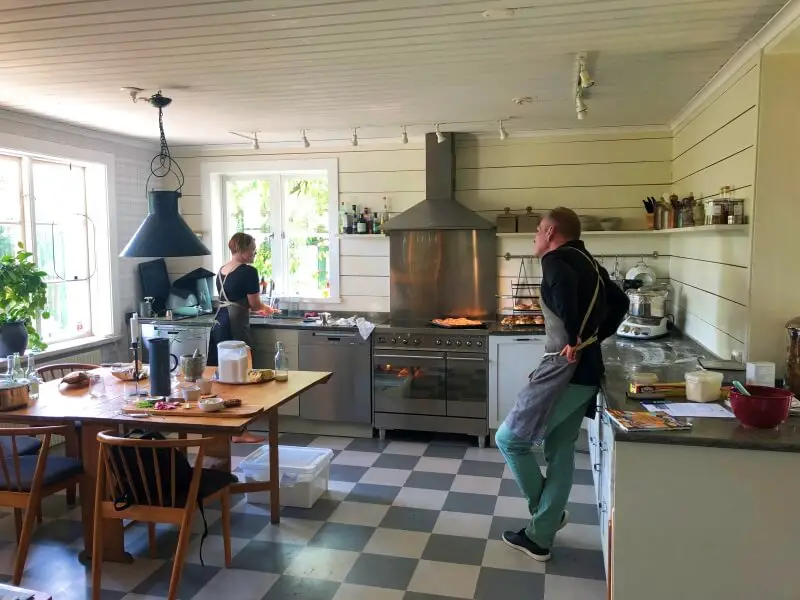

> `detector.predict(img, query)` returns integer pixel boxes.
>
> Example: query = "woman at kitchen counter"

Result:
[209,232,278,443]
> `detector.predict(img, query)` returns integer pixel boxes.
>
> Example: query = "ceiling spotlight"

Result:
[351,128,359,147]
[435,124,446,144]
[578,54,594,89]
[301,129,310,148]
[575,94,587,114]
[498,120,508,141]
[229,130,260,149]
[577,110,586,121]
[121,86,145,103]
[401,125,408,144]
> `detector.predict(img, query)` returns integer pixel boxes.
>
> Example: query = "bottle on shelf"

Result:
[274,341,289,381]
[363,207,372,233]
[4,355,15,381]
[372,211,381,235]
[356,210,368,234]
[339,201,348,234]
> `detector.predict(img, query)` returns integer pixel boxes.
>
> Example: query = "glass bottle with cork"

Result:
[274,341,289,382]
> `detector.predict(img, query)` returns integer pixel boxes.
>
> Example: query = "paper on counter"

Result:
[642,402,734,418]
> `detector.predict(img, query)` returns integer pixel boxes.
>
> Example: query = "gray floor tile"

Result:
[404,471,455,491]
[230,540,305,573]
[573,469,594,486]
[441,492,497,515]
[498,478,524,498]
[331,464,370,482]
[380,507,440,533]
[31,518,84,544]
[231,442,262,457]
[344,553,418,590]
[346,438,390,453]
[373,453,421,470]
[566,502,600,526]
[132,561,221,599]
[282,498,341,521]
[546,546,606,581]
[278,433,319,446]
[309,522,376,552]
[209,511,271,538]
[422,444,469,460]
[262,575,341,600]
[346,483,401,505]
[403,594,467,600]
[421,534,487,566]
[457,460,506,478]
[474,567,545,600]
[489,516,529,541]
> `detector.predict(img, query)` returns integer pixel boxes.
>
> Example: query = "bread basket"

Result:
[0,380,30,411]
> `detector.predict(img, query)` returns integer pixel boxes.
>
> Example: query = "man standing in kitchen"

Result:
[495,207,629,561]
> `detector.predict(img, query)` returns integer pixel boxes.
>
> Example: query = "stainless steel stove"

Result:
[372,325,489,446]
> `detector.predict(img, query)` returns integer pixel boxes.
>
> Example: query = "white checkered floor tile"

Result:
[1,434,606,599]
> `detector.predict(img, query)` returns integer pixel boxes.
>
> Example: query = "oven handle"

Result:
[374,354,445,361]
[447,356,487,362]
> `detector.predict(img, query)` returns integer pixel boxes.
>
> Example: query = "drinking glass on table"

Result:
[89,374,106,398]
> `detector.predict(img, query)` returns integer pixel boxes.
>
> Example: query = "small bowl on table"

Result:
[729,385,792,429]
[198,398,225,413]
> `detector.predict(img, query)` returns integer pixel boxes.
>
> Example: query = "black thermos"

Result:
[148,337,172,396]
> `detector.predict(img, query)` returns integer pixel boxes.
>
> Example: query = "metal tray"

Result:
[429,320,488,329]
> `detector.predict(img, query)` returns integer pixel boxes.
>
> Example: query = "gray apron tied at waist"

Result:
[503,247,604,444]
[213,268,252,346]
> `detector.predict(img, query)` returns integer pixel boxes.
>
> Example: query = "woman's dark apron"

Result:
[503,247,603,444]
[207,267,252,367]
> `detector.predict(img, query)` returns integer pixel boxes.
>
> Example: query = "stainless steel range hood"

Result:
[382,133,493,231]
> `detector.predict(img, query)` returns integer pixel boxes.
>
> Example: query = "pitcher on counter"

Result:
[496,207,629,562]
[208,232,279,444]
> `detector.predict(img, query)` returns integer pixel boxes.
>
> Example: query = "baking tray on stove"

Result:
[429,320,489,329]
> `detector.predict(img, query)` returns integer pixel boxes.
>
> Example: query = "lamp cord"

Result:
[146,100,184,194]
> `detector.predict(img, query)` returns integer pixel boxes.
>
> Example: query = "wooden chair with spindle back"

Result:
[36,362,99,507]
[91,432,234,600]
[0,425,83,585]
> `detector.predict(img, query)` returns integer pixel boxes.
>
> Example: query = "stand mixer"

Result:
[617,284,670,340]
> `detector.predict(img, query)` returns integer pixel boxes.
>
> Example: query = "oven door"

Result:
[446,353,488,418]
[373,352,446,416]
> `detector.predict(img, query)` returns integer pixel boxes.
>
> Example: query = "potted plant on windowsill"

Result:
[0,243,49,355]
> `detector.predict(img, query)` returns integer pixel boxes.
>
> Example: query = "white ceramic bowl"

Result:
[199,398,225,412]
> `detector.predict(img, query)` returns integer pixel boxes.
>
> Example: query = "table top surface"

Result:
[0,367,332,432]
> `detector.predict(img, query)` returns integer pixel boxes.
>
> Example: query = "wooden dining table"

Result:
[0,367,332,563]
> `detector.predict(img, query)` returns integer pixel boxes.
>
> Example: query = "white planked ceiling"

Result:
[0,0,788,145]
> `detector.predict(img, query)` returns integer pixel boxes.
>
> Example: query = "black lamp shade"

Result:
[120,190,210,258]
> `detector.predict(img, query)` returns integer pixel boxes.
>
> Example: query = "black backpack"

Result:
[110,430,233,564]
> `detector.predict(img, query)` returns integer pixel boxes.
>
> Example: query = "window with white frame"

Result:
[215,160,339,301]
[0,152,108,344]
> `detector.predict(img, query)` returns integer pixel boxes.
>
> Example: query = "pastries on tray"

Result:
[432,318,483,327]
[501,315,545,327]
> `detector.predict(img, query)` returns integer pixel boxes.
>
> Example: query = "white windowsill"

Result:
[0,334,123,366]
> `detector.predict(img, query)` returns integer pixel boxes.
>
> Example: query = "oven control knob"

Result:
[391,338,397,344]
[445,340,452,346]
[435,339,442,346]
[402,338,409,345]
[466,340,472,347]
[413,339,420,345]
[476,340,483,347]
[455,340,462,347]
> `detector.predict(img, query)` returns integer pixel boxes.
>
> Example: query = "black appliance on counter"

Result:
[372,324,489,447]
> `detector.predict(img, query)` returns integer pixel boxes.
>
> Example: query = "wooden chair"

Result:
[36,362,98,507]
[92,432,234,600]
[0,426,83,585]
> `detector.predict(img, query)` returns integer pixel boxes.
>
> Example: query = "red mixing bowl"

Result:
[729,385,792,429]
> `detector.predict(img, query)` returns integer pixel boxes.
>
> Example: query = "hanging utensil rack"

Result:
[503,250,660,261]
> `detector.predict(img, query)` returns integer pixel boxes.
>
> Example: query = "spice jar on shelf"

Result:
[785,317,800,396]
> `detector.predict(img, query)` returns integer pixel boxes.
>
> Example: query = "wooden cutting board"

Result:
[121,404,263,418]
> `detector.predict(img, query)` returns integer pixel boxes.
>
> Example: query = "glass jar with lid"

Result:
[785,316,800,395]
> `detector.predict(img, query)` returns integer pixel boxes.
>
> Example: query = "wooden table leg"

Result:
[78,422,131,564]
[268,409,280,524]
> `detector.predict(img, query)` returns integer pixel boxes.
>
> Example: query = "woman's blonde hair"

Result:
[228,232,256,254]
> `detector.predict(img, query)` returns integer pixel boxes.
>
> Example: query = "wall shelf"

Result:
[496,224,748,238]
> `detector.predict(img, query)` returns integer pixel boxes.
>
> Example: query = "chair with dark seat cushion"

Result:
[0,426,83,585]
[0,436,41,457]
[92,431,234,600]
[36,362,98,507]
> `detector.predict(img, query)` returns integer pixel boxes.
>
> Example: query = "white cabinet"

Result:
[488,335,546,430]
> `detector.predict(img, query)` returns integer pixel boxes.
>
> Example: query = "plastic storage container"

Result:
[685,371,723,402]
[217,340,249,383]
[241,445,333,508]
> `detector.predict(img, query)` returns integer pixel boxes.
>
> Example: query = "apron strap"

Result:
[212,269,235,328]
